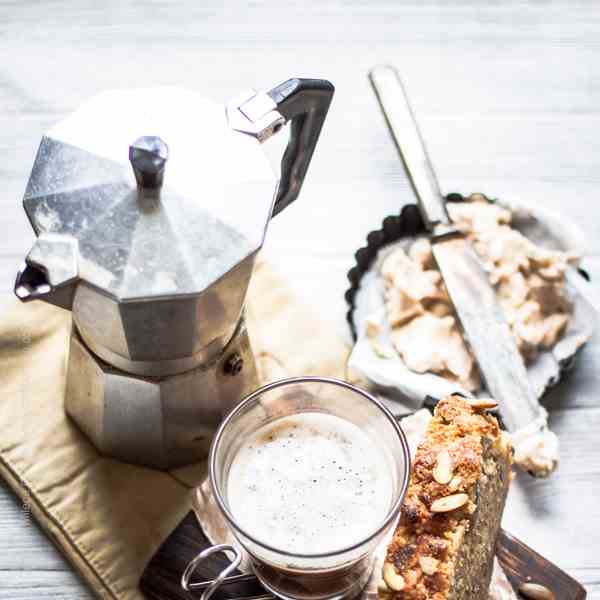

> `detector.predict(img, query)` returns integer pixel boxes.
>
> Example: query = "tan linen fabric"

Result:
[0,261,349,600]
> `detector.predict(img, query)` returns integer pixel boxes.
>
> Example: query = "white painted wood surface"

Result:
[1,1,599,598]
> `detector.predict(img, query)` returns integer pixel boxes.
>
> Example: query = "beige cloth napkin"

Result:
[0,261,348,600]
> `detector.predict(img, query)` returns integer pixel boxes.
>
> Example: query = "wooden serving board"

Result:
[140,512,586,600]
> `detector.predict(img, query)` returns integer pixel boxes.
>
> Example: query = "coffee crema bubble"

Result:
[226,412,393,555]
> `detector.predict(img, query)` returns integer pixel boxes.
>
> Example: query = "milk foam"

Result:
[226,412,393,555]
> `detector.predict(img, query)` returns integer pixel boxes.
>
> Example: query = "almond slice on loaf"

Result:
[381,395,512,599]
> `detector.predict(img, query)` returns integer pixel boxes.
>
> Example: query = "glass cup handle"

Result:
[181,543,274,600]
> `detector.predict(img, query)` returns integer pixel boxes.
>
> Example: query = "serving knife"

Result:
[369,65,557,476]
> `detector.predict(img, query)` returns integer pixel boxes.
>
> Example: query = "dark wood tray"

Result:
[140,511,586,600]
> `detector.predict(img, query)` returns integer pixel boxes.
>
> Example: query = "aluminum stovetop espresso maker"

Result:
[14,78,334,469]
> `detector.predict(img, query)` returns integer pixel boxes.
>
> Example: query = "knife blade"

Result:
[431,236,539,430]
[369,65,557,474]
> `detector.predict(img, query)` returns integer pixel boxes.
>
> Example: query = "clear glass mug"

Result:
[183,377,411,600]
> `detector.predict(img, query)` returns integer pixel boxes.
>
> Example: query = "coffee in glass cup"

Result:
[195,377,410,600]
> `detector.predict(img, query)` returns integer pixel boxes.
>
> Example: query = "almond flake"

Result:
[518,582,555,600]
[418,556,439,576]
[433,450,454,484]
[448,475,462,492]
[430,493,468,513]
[467,398,498,411]
[382,562,405,591]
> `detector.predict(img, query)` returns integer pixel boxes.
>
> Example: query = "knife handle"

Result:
[369,65,450,231]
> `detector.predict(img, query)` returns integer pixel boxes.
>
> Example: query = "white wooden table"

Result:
[1,1,599,598]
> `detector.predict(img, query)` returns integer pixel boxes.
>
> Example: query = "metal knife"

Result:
[369,65,557,476]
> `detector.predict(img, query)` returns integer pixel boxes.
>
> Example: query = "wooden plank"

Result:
[503,407,600,580]
[0,570,92,600]
[0,481,93,599]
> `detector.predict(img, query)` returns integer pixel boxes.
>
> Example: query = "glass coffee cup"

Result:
[185,377,410,600]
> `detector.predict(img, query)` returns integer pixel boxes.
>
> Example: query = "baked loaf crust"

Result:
[381,395,512,600]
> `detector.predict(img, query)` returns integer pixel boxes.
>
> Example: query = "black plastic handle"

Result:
[267,78,334,217]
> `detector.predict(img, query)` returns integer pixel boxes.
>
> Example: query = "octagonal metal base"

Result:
[64,320,258,470]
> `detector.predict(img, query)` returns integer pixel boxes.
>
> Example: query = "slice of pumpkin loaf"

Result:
[381,395,512,600]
